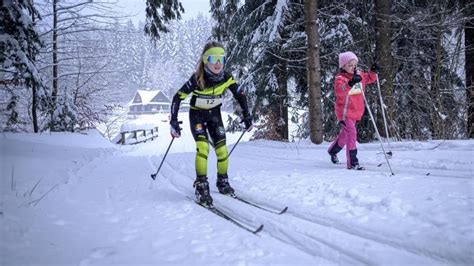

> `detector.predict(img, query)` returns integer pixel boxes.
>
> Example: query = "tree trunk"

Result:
[51,0,59,131]
[305,0,323,144]
[31,11,38,133]
[276,59,289,140]
[466,4,474,138]
[431,1,444,139]
[32,83,38,132]
[374,0,394,139]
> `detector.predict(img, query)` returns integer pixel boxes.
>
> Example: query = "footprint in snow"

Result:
[121,227,140,242]
[79,247,116,266]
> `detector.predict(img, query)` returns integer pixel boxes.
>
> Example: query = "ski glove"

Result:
[348,74,362,87]
[170,120,181,138]
[242,115,253,132]
[370,63,380,73]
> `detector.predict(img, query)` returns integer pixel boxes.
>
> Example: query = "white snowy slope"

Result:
[1,127,473,266]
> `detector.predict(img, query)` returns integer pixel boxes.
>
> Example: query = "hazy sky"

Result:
[116,0,211,25]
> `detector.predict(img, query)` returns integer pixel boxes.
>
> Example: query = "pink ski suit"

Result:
[328,70,377,168]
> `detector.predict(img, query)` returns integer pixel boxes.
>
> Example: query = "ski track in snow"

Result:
[111,139,470,265]
[230,140,473,264]
[155,149,456,265]
[1,131,473,265]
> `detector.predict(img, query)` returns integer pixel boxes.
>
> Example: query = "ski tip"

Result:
[279,206,289,215]
[425,172,430,176]
[377,163,383,167]
[253,224,264,234]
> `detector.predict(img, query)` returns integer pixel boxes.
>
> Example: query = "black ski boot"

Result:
[328,143,342,164]
[347,149,364,170]
[193,176,213,207]
[348,164,365,170]
[216,174,235,196]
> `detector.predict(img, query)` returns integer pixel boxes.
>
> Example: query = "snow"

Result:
[1,123,473,265]
[120,121,158,133]
[268,0,287,42]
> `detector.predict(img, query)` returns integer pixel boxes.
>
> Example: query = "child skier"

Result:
[328,51,378,170]
[169,41,252,207]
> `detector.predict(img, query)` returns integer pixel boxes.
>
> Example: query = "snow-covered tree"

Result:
[145,0,184,41]
[221,0,296,141]
[35,0,125,131]
[389,0,469,139]
[466,1,474,138]
[210,0,239,43]
[213,0,470,141]
[0,0,43,131]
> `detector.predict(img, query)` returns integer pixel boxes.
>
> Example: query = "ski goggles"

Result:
[206,54,225,64]
[202,47,225,64]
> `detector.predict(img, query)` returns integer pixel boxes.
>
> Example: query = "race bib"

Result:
[194,96,223,109]
[348,83,362,95]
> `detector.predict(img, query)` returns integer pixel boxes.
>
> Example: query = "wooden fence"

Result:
[116,127,159,145]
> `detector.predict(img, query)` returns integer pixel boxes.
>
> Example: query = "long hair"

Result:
[195,41,224,89]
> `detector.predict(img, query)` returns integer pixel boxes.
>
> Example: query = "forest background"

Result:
[1,0,473,142]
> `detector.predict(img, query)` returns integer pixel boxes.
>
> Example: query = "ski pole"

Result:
[150,137,175,180]
[375,73,392,156]
[228,130,246,157]
[361,87,394,175]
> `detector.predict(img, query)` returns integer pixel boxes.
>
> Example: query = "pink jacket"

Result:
[334,70,377,121]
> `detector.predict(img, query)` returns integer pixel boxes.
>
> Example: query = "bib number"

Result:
[348,83,362,95]
[195,96,223,109]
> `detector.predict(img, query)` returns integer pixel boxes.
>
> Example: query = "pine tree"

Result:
[224,0,300,141]
[0,0,43,131]
[390,0,467,139]
[210,0,238,42]
[145,0,184,41]
[466,2,474,138]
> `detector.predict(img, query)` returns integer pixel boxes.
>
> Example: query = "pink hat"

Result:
[338,51,358,68]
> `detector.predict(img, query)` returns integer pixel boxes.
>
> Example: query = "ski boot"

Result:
[328,143,342,164]
[347,149,364,170]
[193,176,213,207]
[330,154,339,164]
[348,164,365,170]
[216,174,235,196]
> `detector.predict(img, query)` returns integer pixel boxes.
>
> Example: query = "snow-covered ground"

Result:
[1,123,473,265]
